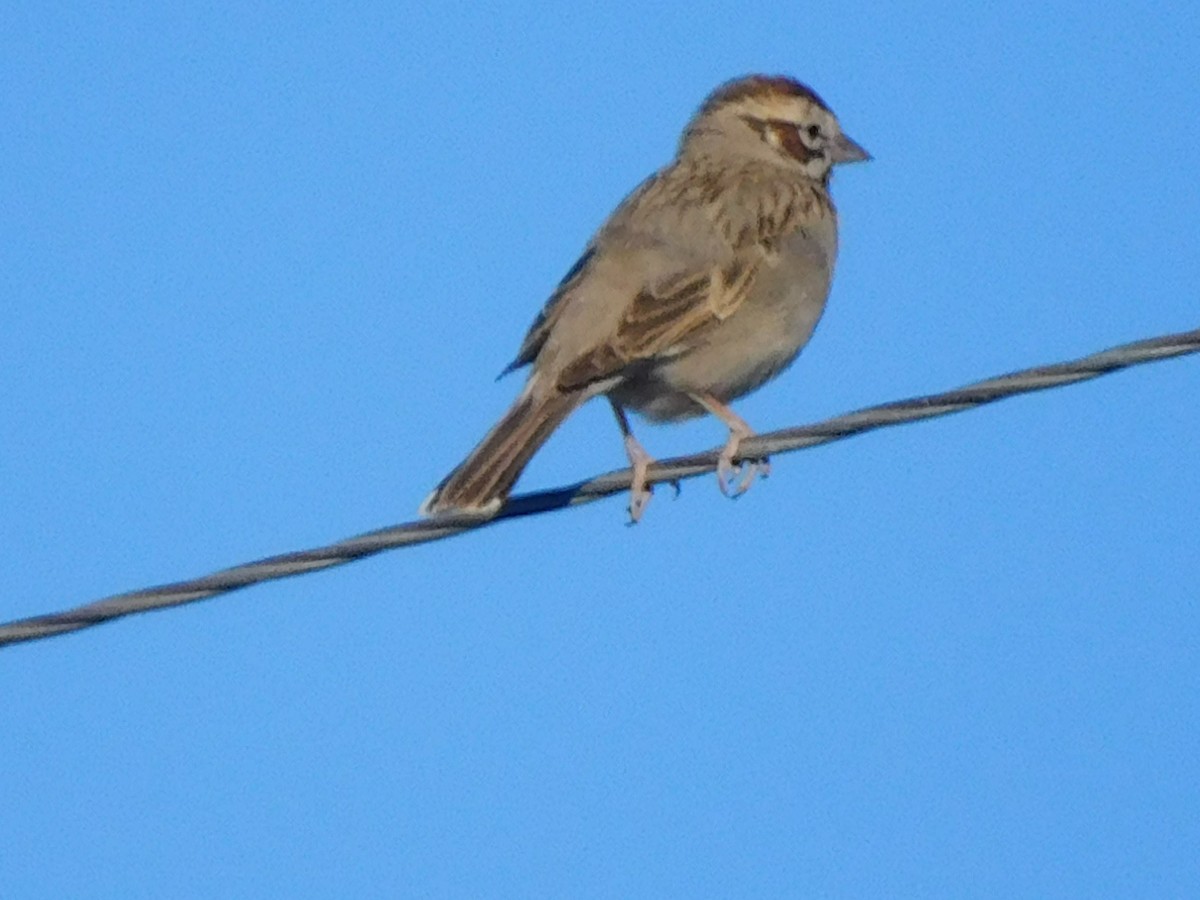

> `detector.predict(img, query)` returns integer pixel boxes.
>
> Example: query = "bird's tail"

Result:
[420,387,581,517]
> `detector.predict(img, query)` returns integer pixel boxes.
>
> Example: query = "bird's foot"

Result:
[624,433,656,524]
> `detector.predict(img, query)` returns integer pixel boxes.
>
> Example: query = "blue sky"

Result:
[4,3,1198,896]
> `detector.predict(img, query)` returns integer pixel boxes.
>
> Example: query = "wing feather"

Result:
[556,255,762,392]
[506,170,827,391]
[501,246,596,377]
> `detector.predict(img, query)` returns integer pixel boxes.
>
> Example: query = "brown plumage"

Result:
[421,74,869,520]
[421,389,579,515]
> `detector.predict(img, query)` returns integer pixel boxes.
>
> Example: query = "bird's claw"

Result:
[717,454,770,498]
[624,432,656,524]
[626,484,653,525]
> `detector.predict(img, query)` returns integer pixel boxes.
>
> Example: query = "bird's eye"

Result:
[806,124,822,140]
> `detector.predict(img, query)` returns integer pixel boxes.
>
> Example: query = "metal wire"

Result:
[3,325,1197,648]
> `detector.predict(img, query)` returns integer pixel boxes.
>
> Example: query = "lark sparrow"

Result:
[421,75,870,521]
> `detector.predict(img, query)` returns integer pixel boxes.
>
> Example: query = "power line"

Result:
[2,325,1197,648]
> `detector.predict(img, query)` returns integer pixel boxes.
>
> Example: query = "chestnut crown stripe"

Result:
[699,75,831,116]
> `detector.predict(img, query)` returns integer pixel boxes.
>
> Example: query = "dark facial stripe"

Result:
[742,116,823,165]
[768,121,821,164]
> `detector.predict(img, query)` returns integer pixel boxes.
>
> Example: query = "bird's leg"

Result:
[689,392,770,497]
[610,400,657,523]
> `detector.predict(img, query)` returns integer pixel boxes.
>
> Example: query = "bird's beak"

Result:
[830,133,872,164]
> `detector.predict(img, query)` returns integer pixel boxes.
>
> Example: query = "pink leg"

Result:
[610,400,655,523]
[689,392,770,498]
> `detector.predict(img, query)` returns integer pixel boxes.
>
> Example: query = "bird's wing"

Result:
[554,252,761,392]
[504,169,822,390]
[500,246,597,378]
[502,168,672,377]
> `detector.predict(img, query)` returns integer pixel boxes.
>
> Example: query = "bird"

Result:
[420,74,870,522]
